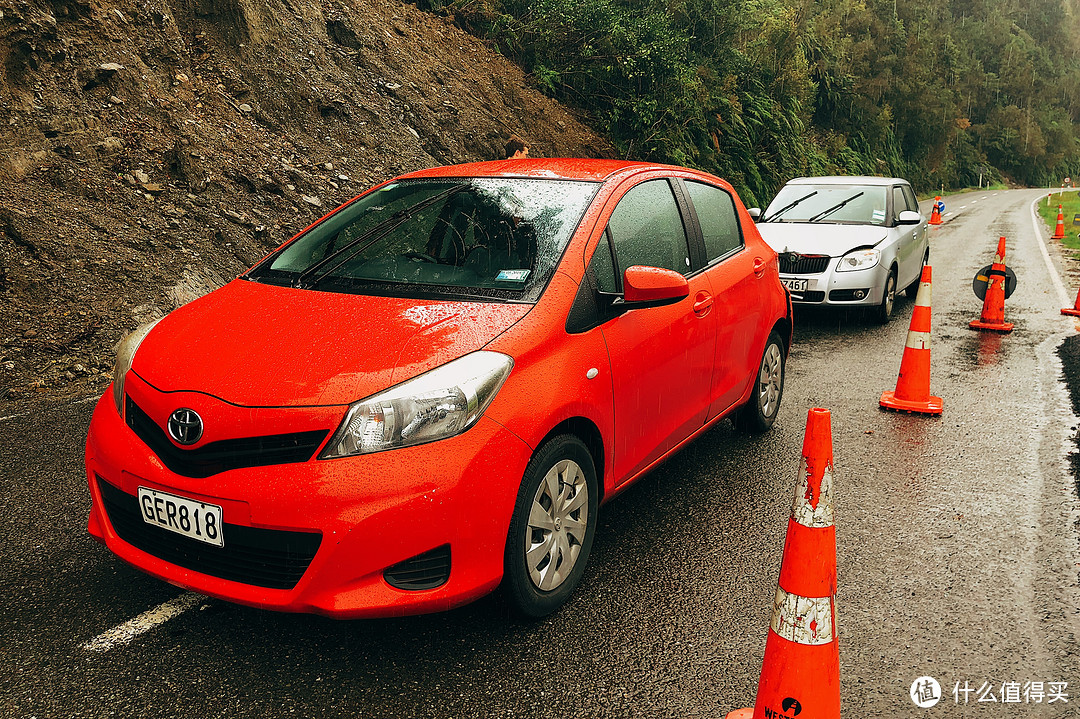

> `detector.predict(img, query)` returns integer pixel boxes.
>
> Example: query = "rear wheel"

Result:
[503,435,598,618]
[874,268,897,324]
[735,331,786,434]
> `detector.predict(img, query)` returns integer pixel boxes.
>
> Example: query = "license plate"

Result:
[138,487,224,547]
[781,277,808,292]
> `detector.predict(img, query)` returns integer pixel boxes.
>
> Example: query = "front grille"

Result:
[126,397,329,479]
[384,545,451,590]
[778,254,830,274]
[97,476,321,590]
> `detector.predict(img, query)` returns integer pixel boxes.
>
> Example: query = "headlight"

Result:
[835,248,880,272]
[112,319,162,412]
[320,351,514,458]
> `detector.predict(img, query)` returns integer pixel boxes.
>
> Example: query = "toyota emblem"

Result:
[168,408,204,445]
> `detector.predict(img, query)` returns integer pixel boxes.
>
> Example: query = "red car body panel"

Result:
[85,159,790,617]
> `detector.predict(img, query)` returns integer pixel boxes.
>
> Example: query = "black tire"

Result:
[904,251,929,299]
[735,331,786,434]
[874,268,898,324]
[503,435,598,618]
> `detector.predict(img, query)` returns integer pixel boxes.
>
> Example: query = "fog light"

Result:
[854,290,866,299]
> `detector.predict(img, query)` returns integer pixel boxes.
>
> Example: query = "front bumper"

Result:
[84,386,532,618]
[781,258,889,307]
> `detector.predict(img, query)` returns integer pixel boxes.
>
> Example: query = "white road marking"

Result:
[1030,196,1072,308]
[960,205,968,209]
[81,592,204,652]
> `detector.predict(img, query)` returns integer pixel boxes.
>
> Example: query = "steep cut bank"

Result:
[0,0,613,404]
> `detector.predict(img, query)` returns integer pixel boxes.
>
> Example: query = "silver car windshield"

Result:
[248,178,599,302]
[764,185,889,225]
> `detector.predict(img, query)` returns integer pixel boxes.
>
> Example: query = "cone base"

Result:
[880,390,943,415]
[1053,233,1066,240]
[968,319,1014,333]
[928,219,942,226]
[1062,308,1080,317]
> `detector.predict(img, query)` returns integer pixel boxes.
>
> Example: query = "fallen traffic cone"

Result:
[1062,284,1080,317]
[968,236,1014,333]
[726,408,840,719]
[928,196,942,225]
[880,265,943,415]
[1053,205,1066,239]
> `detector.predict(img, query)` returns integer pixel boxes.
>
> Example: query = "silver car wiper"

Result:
[808,191,864,223]
[762,191,817,222]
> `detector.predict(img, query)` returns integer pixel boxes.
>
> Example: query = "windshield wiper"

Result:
[294,185,466,289]
[762,191,817,222]
[808,191,864,223]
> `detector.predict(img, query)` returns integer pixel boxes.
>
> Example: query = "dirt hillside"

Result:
[0,0,613,406]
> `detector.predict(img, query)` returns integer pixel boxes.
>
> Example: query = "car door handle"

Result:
[693,291,713,316]
[753,257,767,277]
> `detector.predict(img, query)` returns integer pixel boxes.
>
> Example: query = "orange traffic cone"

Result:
[726,408,840,719]
[928,197,942,225]
[880,265,943,415]
[968,236,1014,333]
[1053,205,1066,240]
[1063,284,1080,316]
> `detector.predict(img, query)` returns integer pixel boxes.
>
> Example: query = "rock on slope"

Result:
[0,0,613,403]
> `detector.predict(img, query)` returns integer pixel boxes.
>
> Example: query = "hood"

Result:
[755,222,888,257]
[132,280,532,407]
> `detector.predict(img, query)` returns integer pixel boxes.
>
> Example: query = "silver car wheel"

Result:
[759,342,783,419]
[525,459,589,591]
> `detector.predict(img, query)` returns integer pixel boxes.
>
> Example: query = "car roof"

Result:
[783,175,909,187]
[396,158,695,183]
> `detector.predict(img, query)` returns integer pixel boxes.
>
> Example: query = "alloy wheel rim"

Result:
[525,459,589,591]
[758,343,783,418]
[885,275,896,315]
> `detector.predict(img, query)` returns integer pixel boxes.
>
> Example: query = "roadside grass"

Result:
[1037,189,1080,255]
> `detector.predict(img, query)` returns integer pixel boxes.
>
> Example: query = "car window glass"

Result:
[685,181,742,261]
[764,184,889,225]
[607,180,690,276]
[892,186,909,219]
[251,178,599,302]
[902,184,918,211]
[589,234,618,293]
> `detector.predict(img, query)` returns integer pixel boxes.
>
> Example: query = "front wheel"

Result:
[503,435,598,618]
[735,331,786,434]
[874,269,897,324]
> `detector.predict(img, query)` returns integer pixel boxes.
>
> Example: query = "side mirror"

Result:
[621,265,690,308]
[897,210,922,225]
[747,208,762,221]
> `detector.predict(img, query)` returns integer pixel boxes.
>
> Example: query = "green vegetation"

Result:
[424,0,1080,205]
[1038,190,1080,252]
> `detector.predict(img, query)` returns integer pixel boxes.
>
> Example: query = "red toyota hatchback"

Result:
[85,159,791,618]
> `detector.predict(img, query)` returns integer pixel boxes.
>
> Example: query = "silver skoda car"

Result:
[753,176,929,323]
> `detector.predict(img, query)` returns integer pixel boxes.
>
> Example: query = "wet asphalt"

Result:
[2,188,1079,717]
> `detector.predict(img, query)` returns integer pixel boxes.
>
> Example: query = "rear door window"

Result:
[685,181,742,262]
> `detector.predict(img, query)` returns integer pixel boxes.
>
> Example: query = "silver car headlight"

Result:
[112,319,162,412]
[320,351,514,458]
[835,248,881,272]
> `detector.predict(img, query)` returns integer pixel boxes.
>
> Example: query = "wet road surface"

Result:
[2,189,1079,716]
